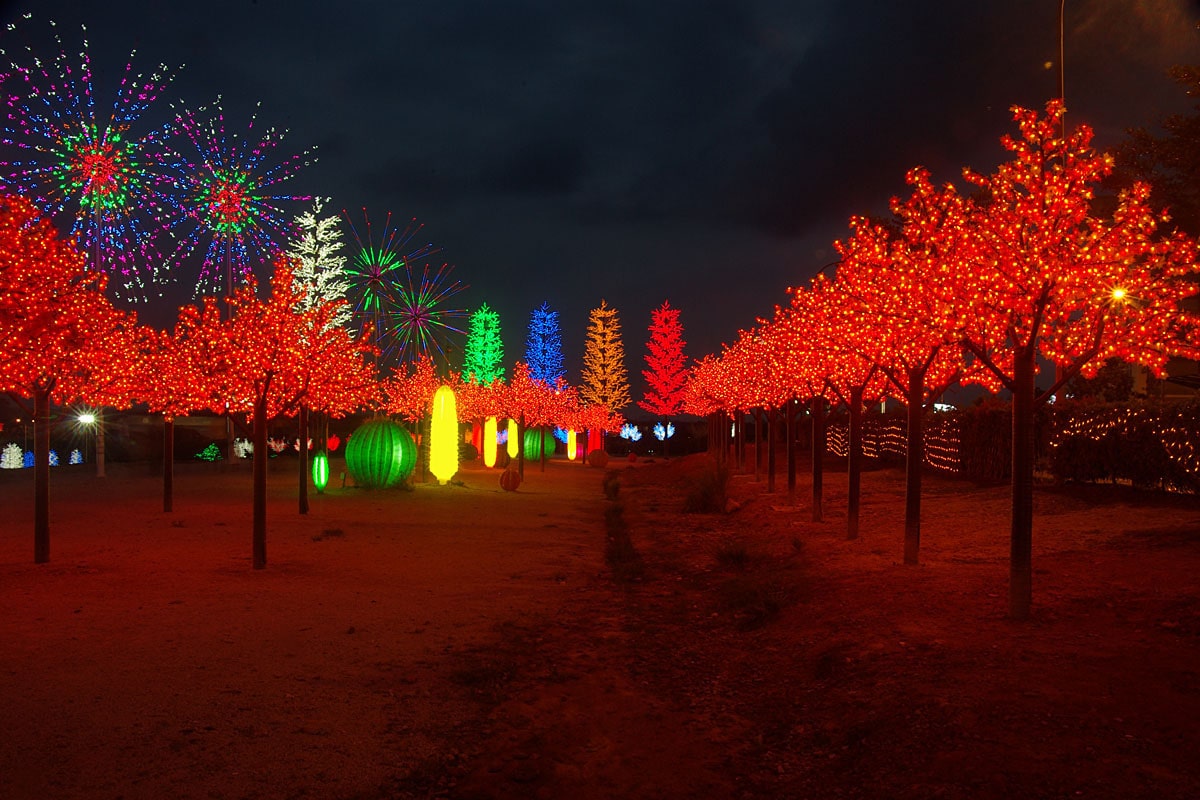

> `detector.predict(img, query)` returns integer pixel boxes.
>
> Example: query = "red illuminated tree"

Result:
[0,193,142,562]
[954,101,1200,618]
[830,173,971,563]
[179,260,376,567]
[639,300,687,456]
[502,361,575,475]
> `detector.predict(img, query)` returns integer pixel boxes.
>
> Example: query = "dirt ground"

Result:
[1,452,1198,799]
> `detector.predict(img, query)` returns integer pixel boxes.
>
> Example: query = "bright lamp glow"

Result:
[312,451,330,493]
[483,416,498,468]
[77,412,96,425]
[1111,287,1127,301]
[506,418,519,459]
[429,385,458,484]
[432,383,458,484]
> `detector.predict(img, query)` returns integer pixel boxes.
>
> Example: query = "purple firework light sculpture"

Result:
[0,15,182,301]
[343,209,467,372]
[165,100,314,298]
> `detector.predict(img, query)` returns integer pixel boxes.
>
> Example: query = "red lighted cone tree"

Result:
[639,300,687,456]
[954,101,1200,619]
[0,193,142,563]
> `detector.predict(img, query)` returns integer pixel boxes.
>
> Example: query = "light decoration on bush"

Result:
[311,451,330,493]
[293,437,312,451]
[553,426,569,444]
[653,422,675,441]
[483,416,498,468]
[429,384,459,484]
[23,450,34,468]
[567,429,578,461]
[48,450,59,467]
[344,418,416,489]
[233,438,253,459]
[619,423,642,442]
[195,443,221,461]
[1,443,22,469]
[267,437,289,454]
[69,449,82,465]
[327,434,341,452]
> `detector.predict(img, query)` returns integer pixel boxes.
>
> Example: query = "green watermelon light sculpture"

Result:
[345,419,417,489]
[523,428,555,461]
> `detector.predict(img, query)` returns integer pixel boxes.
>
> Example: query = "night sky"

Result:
[4,0,1200,399]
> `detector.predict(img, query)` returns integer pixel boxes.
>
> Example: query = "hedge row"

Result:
[824,400,1200,492]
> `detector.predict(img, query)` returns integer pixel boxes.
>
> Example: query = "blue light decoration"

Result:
[49,450,59,466]
[496,427,509,445]
[619,423,642,442]
[553,426,569,444]
[23,451,34,468]
[69,449,83,464]
[653,422,675,441]
[525,302,565,386]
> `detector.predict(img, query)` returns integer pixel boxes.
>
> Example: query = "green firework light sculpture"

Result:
[343,208,467,373]
[164,101,314,298]
[0,14,183,301]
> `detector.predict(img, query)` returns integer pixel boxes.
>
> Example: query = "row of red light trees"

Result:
[681,101,1200,619]
[0,192,623,571]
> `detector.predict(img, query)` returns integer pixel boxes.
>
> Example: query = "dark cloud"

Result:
[3,0,1200,384]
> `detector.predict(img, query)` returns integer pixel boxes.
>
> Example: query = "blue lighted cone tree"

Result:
[639,300,687,457]
[525,302,565,462]
[525,302,565,387]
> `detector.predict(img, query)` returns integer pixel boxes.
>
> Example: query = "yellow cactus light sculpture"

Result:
[429,385,459,484]
[567,429,578,461]
[506,418,519,459]
[483,416,498,468]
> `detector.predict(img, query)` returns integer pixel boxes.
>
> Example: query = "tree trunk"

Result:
[517,413,526,480]
[811,395,824,523]
[1011,351,1036,619]
[163,417,174,514]
[252,394,268,570]
[753,409,762,482]
[847,385,864,540]
[34,386,50,564]
[298,405,309,515]
[737,411,746,472]
[766,407,777,493]
[786,399,797,497]
[95,408,106,478]
[904,372,924,565]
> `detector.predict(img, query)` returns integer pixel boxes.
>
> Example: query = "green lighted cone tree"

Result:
[950,101,1200,619]
[581,299,630,413]
[639,300,687,457]
[462,302,505,384]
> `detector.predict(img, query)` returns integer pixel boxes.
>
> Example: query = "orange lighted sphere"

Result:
[499,467,522,492]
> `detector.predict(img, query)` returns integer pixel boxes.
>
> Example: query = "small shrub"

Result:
[714,538,750,569]
[718,576,790,630]
[604,502,644,583]
[602,469,621,500]
[683,459,729,513]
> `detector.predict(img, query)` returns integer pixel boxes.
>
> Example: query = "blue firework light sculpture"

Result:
[0,15,182,301]
[343,209,467,372]
[165,101,314,298]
